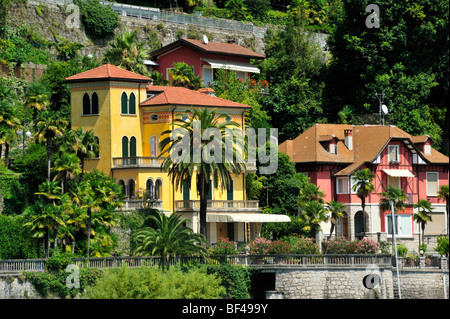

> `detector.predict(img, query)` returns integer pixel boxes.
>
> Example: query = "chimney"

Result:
[344,129,353,150]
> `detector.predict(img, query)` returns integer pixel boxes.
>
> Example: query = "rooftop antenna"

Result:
[376,90,385,125]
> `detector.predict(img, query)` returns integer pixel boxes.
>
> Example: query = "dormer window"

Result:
[424,144,431,155]
[329,143,337,154]
[388,145,399,163]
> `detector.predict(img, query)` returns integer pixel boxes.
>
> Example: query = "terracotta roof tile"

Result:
[65,63,151,83]
[141,85,250,109]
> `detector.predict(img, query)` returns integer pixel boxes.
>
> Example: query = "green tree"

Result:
[169,62,203,90]
[76,0,119,38]
[61,128,98,178]
[133,211,206,264]
[52,152,81,194]
[159,108,243,238]
[352,168,376,225]
[325,199,345,239]
[379,186,408,214]
[104,28,150,76]
[299,200,328,241]
[0,98,23,167]
[413,199,433,248]
[437,185,449,238]
[24,82,50,129]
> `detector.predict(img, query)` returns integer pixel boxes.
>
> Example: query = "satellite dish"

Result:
[203,34,209,45]
[381,104,389,115]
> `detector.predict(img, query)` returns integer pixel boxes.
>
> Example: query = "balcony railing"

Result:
[122,199,162,211]
[175,200,259,212]
[112,157,165,168]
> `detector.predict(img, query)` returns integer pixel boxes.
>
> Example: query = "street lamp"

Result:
[17,127,32,156]
[390,200,402,299]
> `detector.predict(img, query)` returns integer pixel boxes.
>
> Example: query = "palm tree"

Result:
[61,128,98,178]
[24,82,50,129]
[380,186,408,236]
[53,152,82,194]
[133,211,206,266]
[298,182,325,207]
[104,28,150,76]
[352,168,376,236]
[0,100,23,166]
[23,202,56,258]
[437,185,449,238]
[35,110,68,181]
[159,108,244,238]
[169,62,202,90]
[413,199,433,248]
[150,70,169,86]
[325,199,346,239]
[299,200,329,241]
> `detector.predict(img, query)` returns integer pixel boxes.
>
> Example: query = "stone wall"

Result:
[393,269,449,299]
[0,275,47,299]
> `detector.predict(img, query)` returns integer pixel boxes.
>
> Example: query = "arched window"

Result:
[130,136,137,164]
[150,136,158,157]
[146,179,154,198]
[91,92,99,114]
[118,180,126,197]
[129,92,136,115]
[121,92,128,114]
[128,179,136,198]
[155,179,162,200]
[82,93,90,115]
[122,136,129,158]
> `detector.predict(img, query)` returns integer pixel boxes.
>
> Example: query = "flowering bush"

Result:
[211,237,238,255]
[270,240,291,254]
[325,237,380,254]
[290,237,321,254]
[248,237,272,255]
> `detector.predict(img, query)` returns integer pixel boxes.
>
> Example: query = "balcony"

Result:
[122,199,162,211]
[175,200,260,212]
[112,157,165,169]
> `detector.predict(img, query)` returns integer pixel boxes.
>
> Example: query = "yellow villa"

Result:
[65,63,289,244]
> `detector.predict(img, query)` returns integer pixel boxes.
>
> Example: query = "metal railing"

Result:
[122,199,162,211]
[112,157,165,168]
[175,200,259,211]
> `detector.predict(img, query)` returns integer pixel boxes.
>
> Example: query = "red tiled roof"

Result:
[65,63,151,83]
[150,38,265,59]
[141,85,250,109]
[279,124,449,176]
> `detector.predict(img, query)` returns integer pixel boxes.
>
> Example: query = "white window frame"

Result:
[424,144,431,155]
[336,177,349,194]
[385,214,413,238]
[426,172,439,197]
[388,145,399,163]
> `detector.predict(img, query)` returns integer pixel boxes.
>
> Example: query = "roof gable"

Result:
[65,63,151,83]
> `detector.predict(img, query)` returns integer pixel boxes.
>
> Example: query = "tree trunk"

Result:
[4,142,10,168]
[47,137,53,181]
[199,179,208,239]
[86,208,92,257]
[361,197,366,237]
[421,223,425,249]
[328,222,335,240]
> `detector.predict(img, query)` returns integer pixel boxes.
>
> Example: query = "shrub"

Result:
[290,237,321,254]
[76,0,119,37]
[44,251,74,273]
[0,215,37,259]
[211,237,238,255]
[325,237,380,254]
[396,244,409,258]
[206,263,256,299]
[248,237,272,255]
[270,240,291,254]
[352,238,379,254]
[434,236,449,256]
[324,236,348,254]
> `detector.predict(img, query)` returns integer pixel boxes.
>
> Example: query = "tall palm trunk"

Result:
[86,208,92,257]
[46,136,53,181]
[199,176,208,238]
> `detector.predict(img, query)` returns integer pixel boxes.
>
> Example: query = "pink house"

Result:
[150,38,265,86]
[279,124,449,250]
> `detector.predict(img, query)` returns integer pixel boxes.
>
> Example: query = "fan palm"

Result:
[437,185,449,238]
[413,199,433,248]
[379,186,408,214]
[159,108,244,238]
[169,62,202,90]
[53,152,82,194]
[24,82,50,128]
[352,168,376,236]
[104,28,150,76]
[299,200,329,241]
[61,128,98,178]
[325,199,346,239]
[133,211,207,266]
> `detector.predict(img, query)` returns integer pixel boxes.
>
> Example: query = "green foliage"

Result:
[289,236,320,254]
[270,239,291,254]
[76,0,119,38]
[248,237,272,254]
[396,244,409,258]
[324,237,380,254]
[206,263,255,299]
[25,267,102,299]
[44,251,73,273]
[434,236,449,257]
[169,62,202,90]
[84,265,225,299]
[211,237,238,255]
[0,215,37,259]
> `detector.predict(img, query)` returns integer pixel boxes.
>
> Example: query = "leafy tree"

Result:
[0,214,37,259]
[159,108,243,238]
[413,199,433,248]
[325,0,449,152]
[52,152,81,194]
[61,128,98,178]
[0,99,22,167]
[133,211,206,264]
[379,186,408,214]
[76,0,119,38]
[150,70,169,86]
[352,168,376,216]
[169,62,203,90]
[24,82,50,129]
[299,200,328,241]
[104,28,150,76]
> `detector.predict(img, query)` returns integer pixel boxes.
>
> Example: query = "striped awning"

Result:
[382,169,415,178]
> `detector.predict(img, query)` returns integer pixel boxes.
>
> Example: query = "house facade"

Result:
[66,63,289,245]
[150,38,265,86]
[279,124,449,251]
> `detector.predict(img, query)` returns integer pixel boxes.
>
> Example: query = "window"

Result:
[155,179,162,200]
[386,214,412,237]
[122,136,129,158]
[388,145,399,163]
[424,144,431,155]
[426,172,439,196]
[203,66,213,86]
[336,177,349,194]
[146,179,154,198]
[388,175,401,189]
[129,92,136,115]
[130,136,137,164]
[329,143,337,154]
[121,92,128,114]
[91,92,99,114]
[150,114,159,122]
[82,93,90,115]
[150,136,158,157]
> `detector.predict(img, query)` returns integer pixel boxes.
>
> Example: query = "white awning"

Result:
[202,58,260,74]
[382,169,415,178]
[207,213,290,223]
[143,60,158,66]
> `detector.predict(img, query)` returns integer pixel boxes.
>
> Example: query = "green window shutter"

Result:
[83,93,90,115]
[207,182,212,201]
[129,92,136,114]
[130,136,137,164]
[227,181,233,201]
[121,92,128,114]
[91,92,99,114]
[122,136,129,158]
